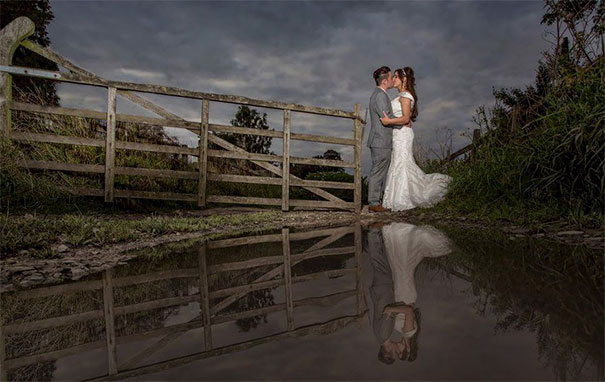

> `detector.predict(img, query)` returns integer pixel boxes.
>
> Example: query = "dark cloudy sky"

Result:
[46,0,552,174]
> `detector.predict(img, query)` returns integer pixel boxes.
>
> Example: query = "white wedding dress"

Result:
[382,92,453,211]
[382,222,452,337]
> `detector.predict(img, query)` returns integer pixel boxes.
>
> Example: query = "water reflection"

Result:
[0,222,602,381]
[364,222,452,364]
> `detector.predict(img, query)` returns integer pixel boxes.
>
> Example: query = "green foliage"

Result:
[215,106,273,154]
[1,0,60,106]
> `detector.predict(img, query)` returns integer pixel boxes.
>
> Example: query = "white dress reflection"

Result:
[382,222,452,307]
[364,222,452,364]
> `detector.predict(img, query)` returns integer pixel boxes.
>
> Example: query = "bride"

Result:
[380,67,452,211]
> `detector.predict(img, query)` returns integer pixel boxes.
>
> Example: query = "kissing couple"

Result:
[366,66,452,213]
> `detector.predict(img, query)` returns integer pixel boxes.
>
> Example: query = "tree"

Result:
[216,106,273,154]
[1,0,60,105]
[291,149,345,179]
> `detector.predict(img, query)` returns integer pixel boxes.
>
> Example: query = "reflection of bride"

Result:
[381,222,452,362]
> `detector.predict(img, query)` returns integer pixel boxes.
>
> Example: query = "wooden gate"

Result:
[0,17,364,212]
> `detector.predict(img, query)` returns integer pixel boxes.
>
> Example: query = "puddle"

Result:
[1,222,602,381]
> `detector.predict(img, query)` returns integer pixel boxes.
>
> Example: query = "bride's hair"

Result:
[395,67,418,122]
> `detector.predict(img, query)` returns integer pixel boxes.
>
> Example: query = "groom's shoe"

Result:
[368,205,389,213]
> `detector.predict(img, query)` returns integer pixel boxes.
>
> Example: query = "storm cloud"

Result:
[46,1,552,173]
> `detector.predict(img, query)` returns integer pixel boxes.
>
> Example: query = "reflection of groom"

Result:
[366,66,402,213]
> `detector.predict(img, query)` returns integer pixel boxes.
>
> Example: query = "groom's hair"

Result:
[373,66,391,86]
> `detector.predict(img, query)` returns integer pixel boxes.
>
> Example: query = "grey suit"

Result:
[367,87,401,205]
[361,228,396,344]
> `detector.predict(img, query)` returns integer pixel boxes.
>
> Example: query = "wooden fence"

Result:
[0,224,365,381]
[0,17,364,212]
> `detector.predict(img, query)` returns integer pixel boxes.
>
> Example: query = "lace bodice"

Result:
[391,92,414,125]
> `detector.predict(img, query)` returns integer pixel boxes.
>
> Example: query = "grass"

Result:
[0,211,280,258]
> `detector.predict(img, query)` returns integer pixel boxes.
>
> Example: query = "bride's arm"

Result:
[380,98,412,126]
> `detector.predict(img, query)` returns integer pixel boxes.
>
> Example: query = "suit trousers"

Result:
[368,147,392,206]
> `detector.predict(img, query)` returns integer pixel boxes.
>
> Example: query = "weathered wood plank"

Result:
[354,223,364,315]
[10,131,104,147]
[292,268,356,283]
[207,149,282,163]
[18,159,104,173]
[206,195,282,206]
[2,65,359,120]
[290,178,354,190]
[11,101,200,130]
[282,110,291,212]
[113,268,198,287]
[10,280,103,299]
[290,156,354,168]
[116,140,197,156]
[114,166,198,180]
[57,186,104,197]
[353,103,362,213]
[102,270,117,375]
[198,245,212,350]
[114,295,199,316]
[0,325,7,382]
[289,199,354,210]
[207,173,281,186]
[293,290,356,308]
[282,228,294,330]
[198,100,209,207]
[209,279,282,301]
[209,123,282,138]
[207,232,282,249]
[207,134,346,204]
[208,255,283,274]
[11,101,106,120]
[290,246,356,263]
[289,225,354,241]
[104,87,117,203]
[113,189,196,202]
[290,132,356,146]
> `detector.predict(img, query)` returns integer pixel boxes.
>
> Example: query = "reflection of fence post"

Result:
[354,223,364,315]
[0,17,34,136]
[0,326,7,382]
[353,104,362,213]
[102,269,117,375]
[198,100,209,207]
[281,110,291,212]
[282,228,294,331]
[198,244,212,350]
[104,87,117,202]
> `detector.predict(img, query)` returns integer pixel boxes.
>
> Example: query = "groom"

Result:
[367,66,401,212]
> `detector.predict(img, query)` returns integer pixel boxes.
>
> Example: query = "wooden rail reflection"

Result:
[0,224,364,380]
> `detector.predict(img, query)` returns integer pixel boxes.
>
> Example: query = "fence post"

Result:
[282,228,294,330]
[104,87,117,202]
[354,222,364,315]
[281,110,291,212]
[198,244,212,350]
[0,17,34,136]
[198,100,209,207]
[353,104,362,213]
[102,269,117,375]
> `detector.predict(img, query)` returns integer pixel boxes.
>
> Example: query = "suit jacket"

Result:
[366,87,402,149]
[362,228,396,344]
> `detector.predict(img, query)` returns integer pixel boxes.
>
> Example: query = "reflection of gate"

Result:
[0,17,364,212]
[0,224,365,380]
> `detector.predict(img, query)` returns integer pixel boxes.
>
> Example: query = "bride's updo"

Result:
[395,67,418,122]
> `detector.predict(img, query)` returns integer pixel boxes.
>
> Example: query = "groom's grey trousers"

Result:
[366,87,401,206]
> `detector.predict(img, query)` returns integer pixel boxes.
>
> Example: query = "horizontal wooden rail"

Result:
[11,101,201,130]
[207,149,282,163]
[115,141,197,156]
[290,156,354,168]
[290,132,356,146]
[2,65,359,120]
[209,124,282,138]
[19,159,104,173]
[10,131,104,147]
[114,167,198,180]
[206,195,282,206]
[113,189,196,202]
[207,173,281,186]
[290,178,354,190]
